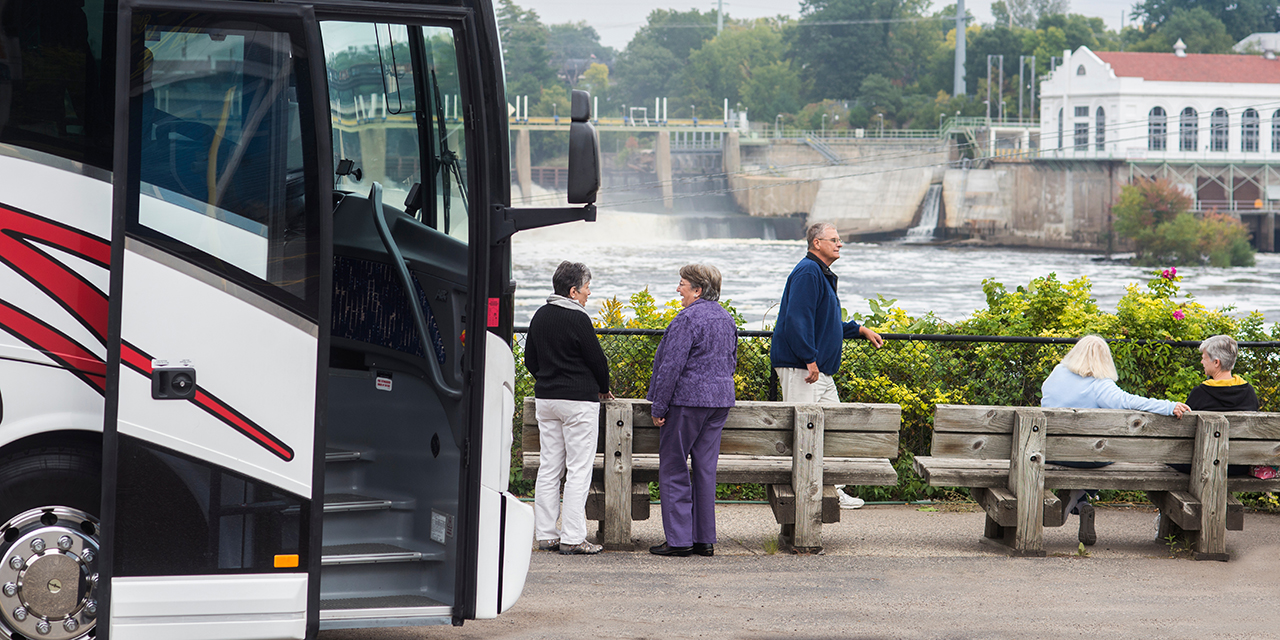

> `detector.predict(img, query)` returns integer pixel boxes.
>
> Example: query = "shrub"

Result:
[1113,178,1255,266]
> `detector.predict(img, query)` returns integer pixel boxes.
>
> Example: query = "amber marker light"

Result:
[274,554,300,568]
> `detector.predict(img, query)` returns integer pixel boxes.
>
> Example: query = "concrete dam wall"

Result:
[736,139,948,237]
[735,138,1120,250]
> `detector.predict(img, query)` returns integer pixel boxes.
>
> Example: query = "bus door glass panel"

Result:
[323,21,470,406]
[112,11,321,578]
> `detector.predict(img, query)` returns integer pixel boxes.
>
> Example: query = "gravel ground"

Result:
[321,502,1280,639]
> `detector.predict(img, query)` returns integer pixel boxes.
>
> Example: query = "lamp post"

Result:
[775,114,782,138]
[939,113,946,130]
[691,105,696,126]
[877,113,884,137]
[552,103,558,125]
[821,113,828,136]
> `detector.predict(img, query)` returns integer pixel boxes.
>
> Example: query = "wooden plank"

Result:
[523,453,899,485]
[585,482,650,521]
[1227,440,1280,466]
[1149,490,1201,531]
[629,428,899,458]
[629,400,901,433]
[1149,492,1243,536]
[791,406,824,552]
[766,485,840,525]
[930,433,1209,463]
[912,458,1196,491]
[935,405,1280,440]
[1008,409,1047,557]
[601,403,634,551]
[1190,414,1230,561]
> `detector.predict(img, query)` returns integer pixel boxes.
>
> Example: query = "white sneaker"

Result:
[838,492,865,510]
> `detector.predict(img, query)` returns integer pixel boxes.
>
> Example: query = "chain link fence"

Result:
[513,329,1280,457]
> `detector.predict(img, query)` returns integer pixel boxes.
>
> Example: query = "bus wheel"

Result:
[0,448,100,640]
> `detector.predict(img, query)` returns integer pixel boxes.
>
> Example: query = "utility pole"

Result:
[954,0,966,96]
[716,0,724,35]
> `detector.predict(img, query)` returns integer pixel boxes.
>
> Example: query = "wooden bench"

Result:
[914,405,1280,560]
[522,398,901,552]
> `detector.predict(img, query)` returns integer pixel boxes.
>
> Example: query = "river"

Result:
[511,210,1280,330]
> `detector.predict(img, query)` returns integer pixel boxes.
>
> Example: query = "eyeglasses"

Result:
[817,237,842,244]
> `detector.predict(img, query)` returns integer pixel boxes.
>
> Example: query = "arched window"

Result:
[1058,108,1063,149]
[1076,65,1086,76]
[1272,109,1280,152]
[1180,107,1198,152]
[1243,109,1259,153]
[1149,107,1167,151]
[1211,108,1229,151]
[1095,106,1106,151]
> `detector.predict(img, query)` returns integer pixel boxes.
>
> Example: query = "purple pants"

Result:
[658,405,729,547]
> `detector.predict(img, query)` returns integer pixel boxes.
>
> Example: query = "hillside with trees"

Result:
[499,0,1280,161]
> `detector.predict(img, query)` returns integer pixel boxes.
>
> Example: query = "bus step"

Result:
[324,492,393,512]
[321,543,443,565]
[319,594,447,610]
[325,447,365,462]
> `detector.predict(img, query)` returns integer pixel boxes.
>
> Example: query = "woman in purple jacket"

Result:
[647,264,738,557]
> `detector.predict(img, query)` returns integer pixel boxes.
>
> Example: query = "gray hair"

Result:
[679,264,722,302]
[806,222,836,250]
[552,261,591,297]
[1200,335,1238,372]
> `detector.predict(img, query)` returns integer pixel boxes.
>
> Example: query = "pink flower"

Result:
[1161,267,1177,280]
[1173,310,1185,320]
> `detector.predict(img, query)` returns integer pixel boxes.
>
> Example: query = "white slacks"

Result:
[533,398,600,545]
[775,367,840,404]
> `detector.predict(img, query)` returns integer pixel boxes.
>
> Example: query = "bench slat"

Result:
[524,453,899,486]
[934,405,1280,440]
[524,424,899,458]
[929,433,1280,466]
[522,398,901,433]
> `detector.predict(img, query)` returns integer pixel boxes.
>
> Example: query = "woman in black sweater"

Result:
[524,261,611,555]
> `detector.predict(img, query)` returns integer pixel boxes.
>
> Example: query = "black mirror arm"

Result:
[490,203,597,243]
[369,182,462,400]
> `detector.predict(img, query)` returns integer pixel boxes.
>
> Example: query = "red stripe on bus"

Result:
[0,300,106,391]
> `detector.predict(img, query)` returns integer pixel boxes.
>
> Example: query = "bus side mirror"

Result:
[567,89,600,204]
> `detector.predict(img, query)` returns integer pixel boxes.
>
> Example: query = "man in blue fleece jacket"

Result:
[771,222,883,508]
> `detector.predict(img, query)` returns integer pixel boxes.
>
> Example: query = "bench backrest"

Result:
[523,398,901,459]
[932,404,1280,466]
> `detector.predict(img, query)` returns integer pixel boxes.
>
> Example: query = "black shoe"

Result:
[1078,502,1097,546]
[691,543,714,557]
[649,542,693,557]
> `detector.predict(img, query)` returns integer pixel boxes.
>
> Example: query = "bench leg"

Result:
[1190,415,1230,562]
[983,514,1006,540]
[1006,410,1047,557]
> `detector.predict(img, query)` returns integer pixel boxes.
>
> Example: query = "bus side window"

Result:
[0,0,111,169]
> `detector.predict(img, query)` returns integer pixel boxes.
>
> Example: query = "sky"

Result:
[518,0,1133,51]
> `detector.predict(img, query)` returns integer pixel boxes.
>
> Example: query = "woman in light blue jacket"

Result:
[1041,335,1189,545]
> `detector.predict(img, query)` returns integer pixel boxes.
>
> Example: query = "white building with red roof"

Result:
[1040,42,1280,163]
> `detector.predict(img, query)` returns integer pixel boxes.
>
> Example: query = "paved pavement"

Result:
[321,502,1280,639]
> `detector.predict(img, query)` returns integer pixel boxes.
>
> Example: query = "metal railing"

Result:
[512,329,1280,456]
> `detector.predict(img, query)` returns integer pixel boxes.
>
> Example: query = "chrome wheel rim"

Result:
[0,507,98,640]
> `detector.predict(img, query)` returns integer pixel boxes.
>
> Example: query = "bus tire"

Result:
[0,446,101,640]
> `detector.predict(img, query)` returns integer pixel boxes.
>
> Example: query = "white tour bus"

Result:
[0,0,599,637]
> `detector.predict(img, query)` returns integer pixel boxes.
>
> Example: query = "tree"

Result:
[993,0,1070,29]
[1127,8,1236,54]
[611,40,683,113]
[858,73,902,122]
[497,0,557,100]
[788,0,906,101]
[1112,178,1255,266]
[741,61,803,120]
[546,22,615,85]
[610,9,719,110]
[1133,0,1280,42]
[683,20,791,118]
